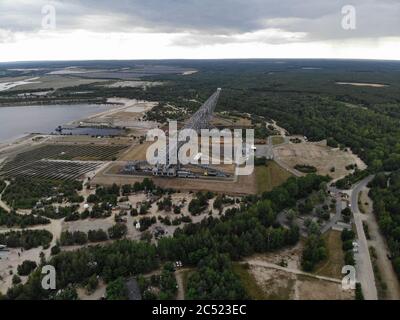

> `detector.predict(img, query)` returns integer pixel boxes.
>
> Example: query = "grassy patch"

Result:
[181,270,192,296]
[271,136,285,145]
[233,263,266,300]
[358,191,369,214]
[315,230,345,279]
[255,161,292,194]
[369,246,388,300]
[264,274,295,300]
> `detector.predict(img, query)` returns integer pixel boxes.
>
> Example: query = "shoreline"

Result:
[0,98,157,152]
[0,98,107,108]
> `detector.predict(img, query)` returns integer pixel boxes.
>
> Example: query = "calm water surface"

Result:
[0,104,112,143]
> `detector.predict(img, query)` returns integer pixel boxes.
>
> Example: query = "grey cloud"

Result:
[0,0,399,45]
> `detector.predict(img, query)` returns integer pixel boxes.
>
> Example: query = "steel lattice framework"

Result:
[167,88,221,166]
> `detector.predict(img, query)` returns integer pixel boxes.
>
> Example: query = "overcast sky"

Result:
[0,0,399,62]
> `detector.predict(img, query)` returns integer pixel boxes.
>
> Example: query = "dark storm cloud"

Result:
[0,0,399,44]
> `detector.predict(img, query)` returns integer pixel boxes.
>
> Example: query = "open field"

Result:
[251,267,295,300]
[103,80,164,89]
[1,75,108,91]
[247,265,353,300]
[255,161,292,193]
[85,99,159,134]
[120,140,237,176]
[244,242,353,300]
[233,263,266,300]
[120,141,153,161]
[295,275,354,300]
[274,140,366,180]
[315,230,345,279]
[335,82,388,88]
[211,113,252,128]
[271,136,285,145]
[93,163,257,195]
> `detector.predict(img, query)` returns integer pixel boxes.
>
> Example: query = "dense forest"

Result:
[3,177,83,209]
[0,229,52,250]
[0,209,50,228]
[2,59,400,299]
[3,60,400,176]
[368,171,400,278]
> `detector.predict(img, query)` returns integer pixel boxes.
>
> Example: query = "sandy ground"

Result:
[0,218,62,294]
[266,120,289,136]
[60,190,237,244]
[247,265,353,300]
[0,247,43,293]
[0,77,41,92]
[95,135,257,196]
[77,279,106,300]
[274,140,366,180]
[249,241,304,270]
[211,114,252,128]
[3,75,108,91]
[85,98,159,135]
[103,81,164,89]
[182,70,198,75]
[335,82,388,88]
[93,163,257,195]
[0,186,235,294]
[245,243,354,300]
[62,216,115,234]
[120,141,153,161]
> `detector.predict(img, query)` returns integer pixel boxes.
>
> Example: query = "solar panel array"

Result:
[0,144,127,180]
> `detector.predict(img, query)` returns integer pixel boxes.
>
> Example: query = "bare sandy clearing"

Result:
[275,140,366,180]
[182,70,198,75]
[104,81,164,89]
[336,82,388,88]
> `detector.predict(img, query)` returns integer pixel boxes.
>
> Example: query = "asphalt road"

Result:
[350,175,378,300]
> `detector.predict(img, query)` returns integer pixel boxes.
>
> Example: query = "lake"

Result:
[0,104,113,143]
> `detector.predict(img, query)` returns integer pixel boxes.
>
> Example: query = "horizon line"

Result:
[2,57,400,64]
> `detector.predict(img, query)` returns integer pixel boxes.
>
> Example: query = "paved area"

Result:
[321,186,345,234]
[350,176,378,300]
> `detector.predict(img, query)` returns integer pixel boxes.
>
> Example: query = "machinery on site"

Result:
[121,88,230,179]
